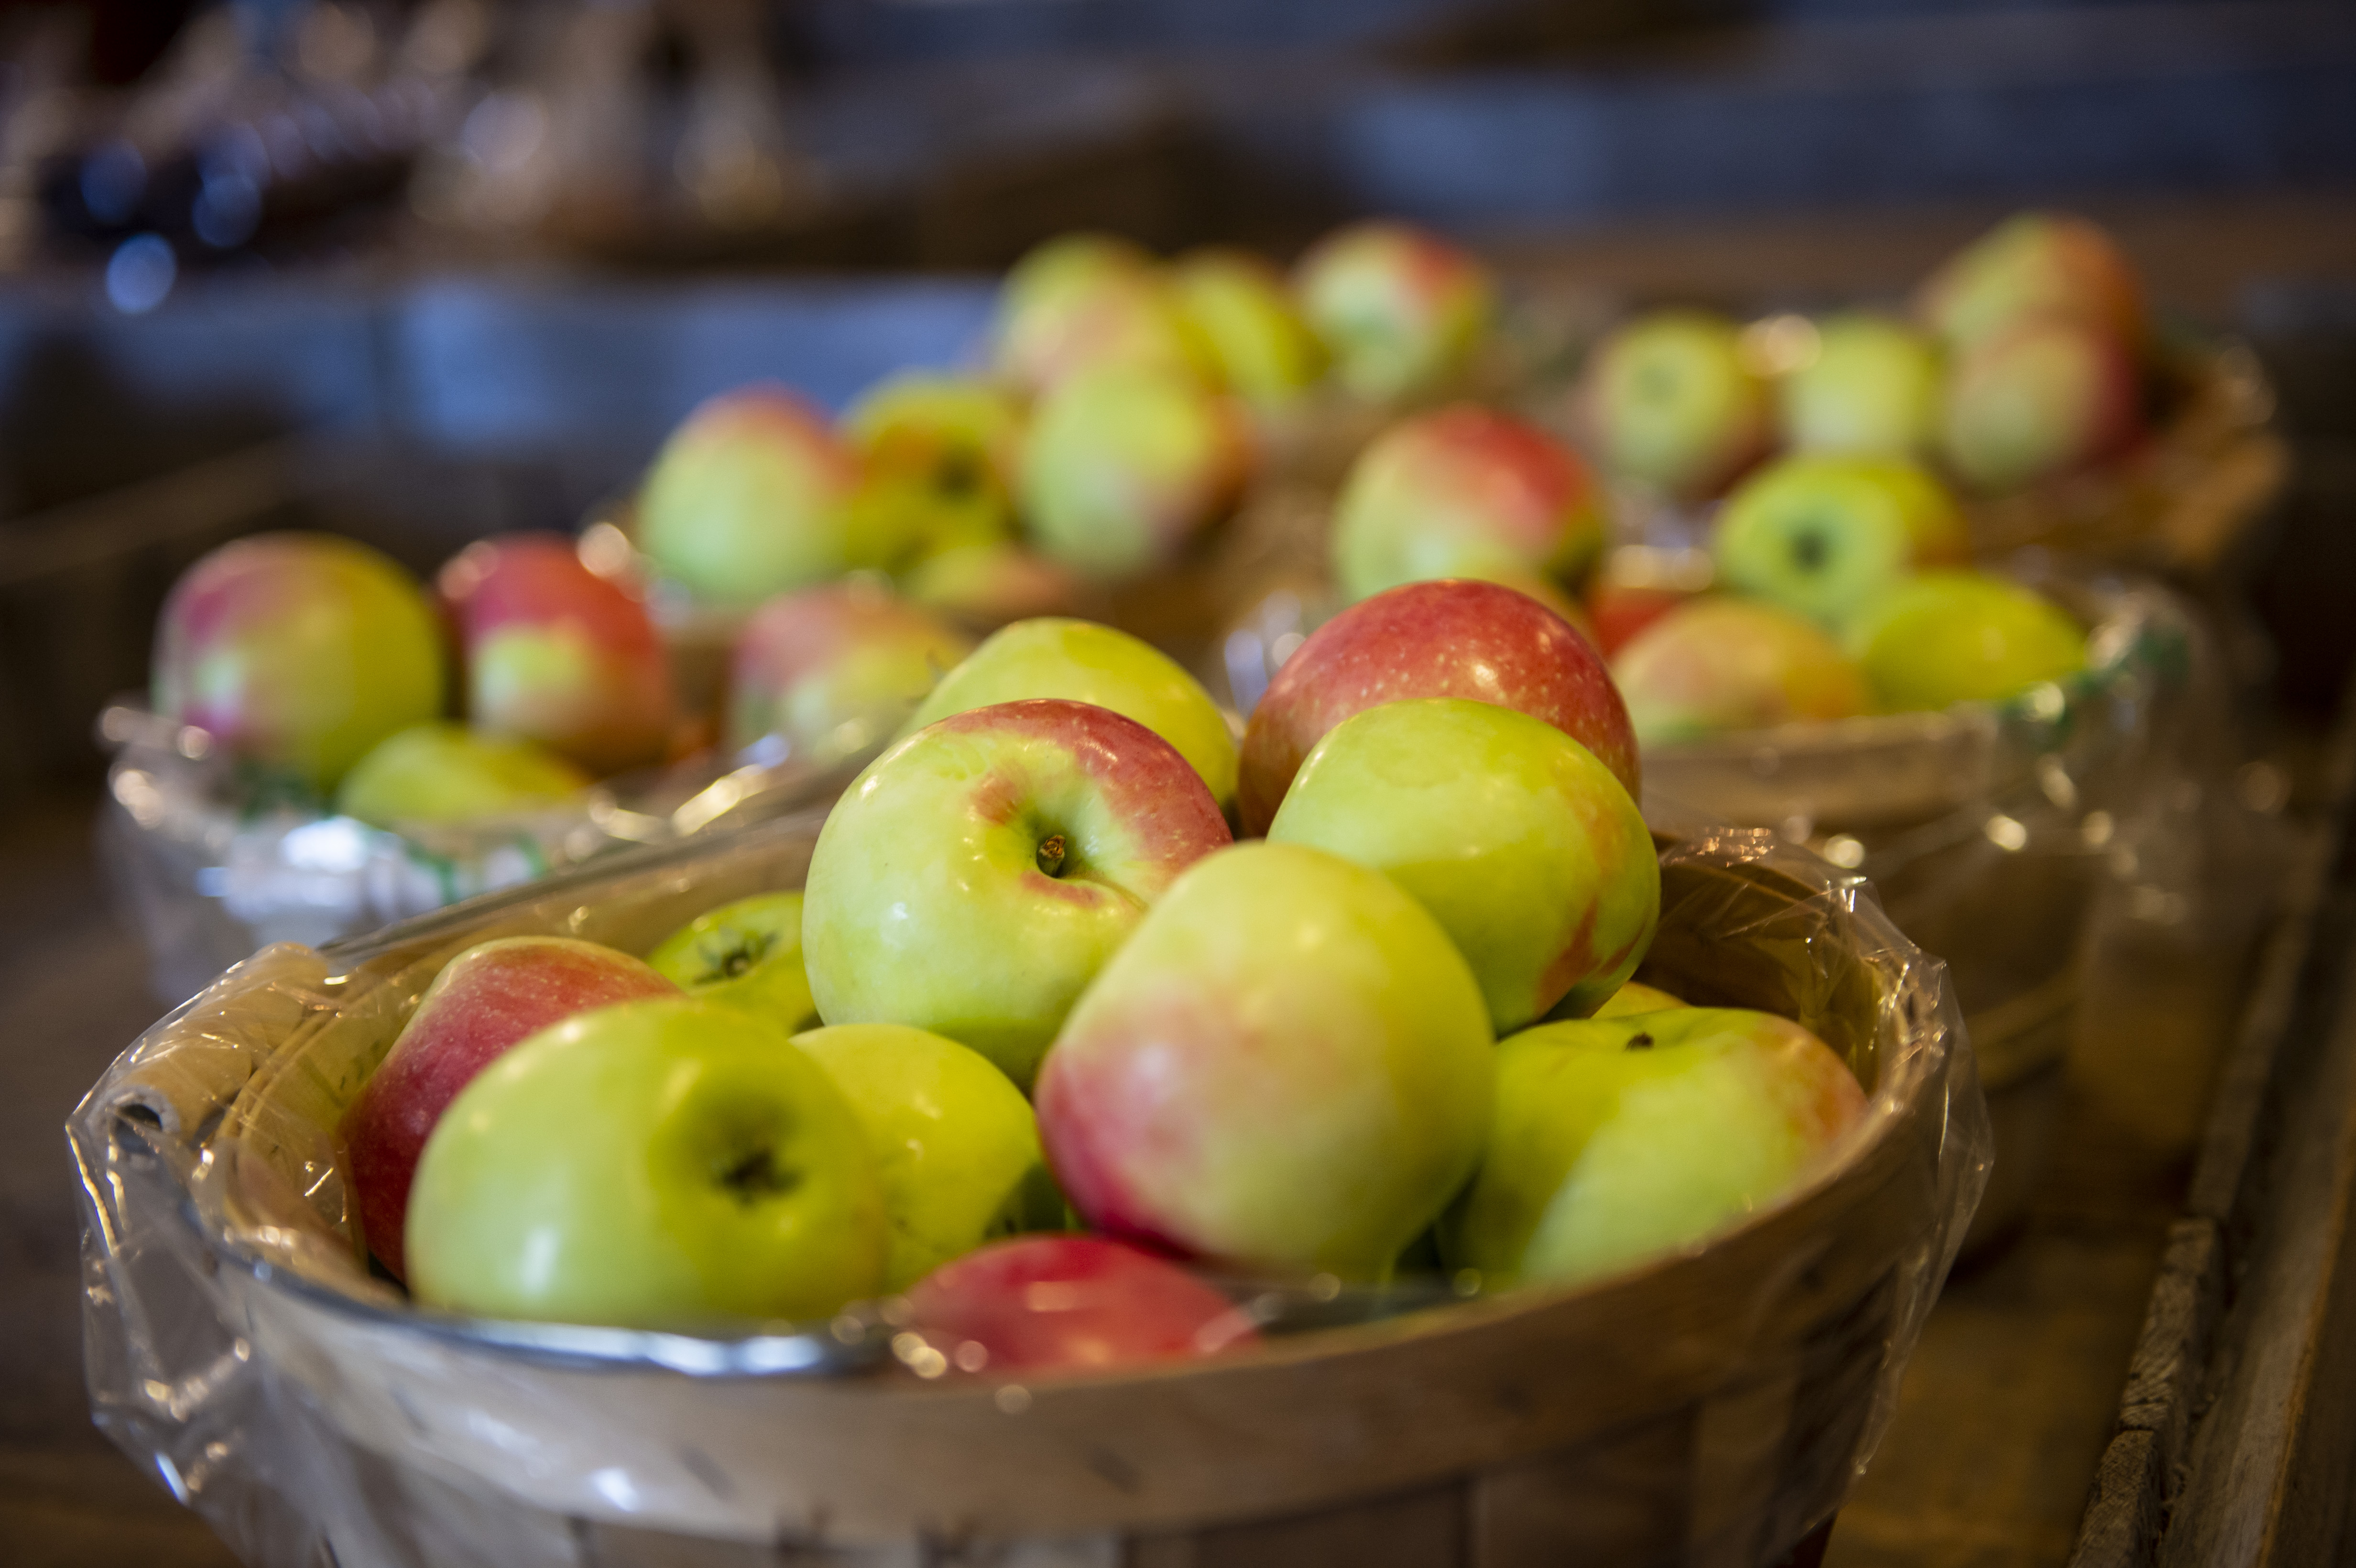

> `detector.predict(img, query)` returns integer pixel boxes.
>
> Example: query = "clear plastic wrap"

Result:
[74,812,1988,1568]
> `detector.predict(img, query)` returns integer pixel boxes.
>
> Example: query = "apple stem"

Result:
[1036,834,1069,878]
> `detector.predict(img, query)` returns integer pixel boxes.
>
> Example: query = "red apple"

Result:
[1294,220,1494,402]
[635,384,860,607]
[1236,578,1638,836]
[1586,584,1696,659]
[727,580,974,762]
[993,260,1214,396]
[341,936,679,1281]
[1939,314,2144,494]
[903,1235,1257,1375]
[1917,211,2145,352]
[1610,597,1868,745]
[437,534,676,775]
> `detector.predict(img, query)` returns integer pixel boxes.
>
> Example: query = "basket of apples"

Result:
[76,581,1987,1568]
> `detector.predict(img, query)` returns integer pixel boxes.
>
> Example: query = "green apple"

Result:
[1610,597,1869,745]
[902,541,1082,632]
[334,722,589,828]
[1778,313,1943,457]
[993,246,1216,395]
[901,617,1239,806]
[726,580,975,762]
[1017,365,1250,581]
[1577,310,1772,500]
[804,698,1232,1089]
[999,232,1156,320]
[636,385,860,608]
[792,1023,1061,1291]
[405,995,888,1328]
[841,373,1024,572]
[1442,1008,1866,1288]
[1589,980,1687,1018]
[1851,570,2087,712]
[1916,210,2145,352]
[1171,248,1326,413]
[1938,315,2143,494]
[1712,454,1970,632]
[1268,698,1658,1031]
[1293,220,1494,403]
[648,892,817,1032]
[1035,841,1494,1278]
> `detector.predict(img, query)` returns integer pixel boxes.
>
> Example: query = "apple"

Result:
[1017,366,1251,581]
[1778,313,1943,457]
[902,617,1239,807]
[333,722,589,828]
[635,384,860,607]
[1712,455,1970,632]
[1585,583,1695,660]
[1268,698,1658,1032]
[1330,405,1606,605]
[151,532,446,795]
[1851,570,2087,712]
[993,261,1214,396]
[793,1023,1060,1291]
[902,541,1083,632]
[648,891,818,1032]
[999,232,1157,321]
[437,533,676,775]
[727,580,975,763]
[341,936,680,1281]
[840,372,1025,572]
[1590,980,1688,1017]
[1441,1008,1865,1288]
[1939,315,2144,494]
[1611,598,1868,744]
[1916,211,2145,351]
[1036,840,1493,1278]
[903,1235,1257,1374]
[1171,248,1326,413]
[1236,578,1637,837]
[1576,310,1772,501]
[803,698,1232,1089]
[1293,220,1494,403]
[405,995,887,1327]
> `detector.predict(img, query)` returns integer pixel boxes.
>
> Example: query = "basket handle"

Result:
[92,942,332,1152]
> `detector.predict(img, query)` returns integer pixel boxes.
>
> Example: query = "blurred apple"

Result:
[1269,698,1658,1031]
[998,232,1156,321]
[1585,583,1696,660]
[405,996,887,1328]
[904,1235,1257,1374]
[1331,405,1606,605]
[804,698,1231,1089]
[1442,1008,1865,1288]
[1611,598,1868,744]
[342,935,679,1281]
[1779,313,1943,457]
[728,580,974,762]
[152,532,446,795]
[793,1022,1060,1291]
[1036,841,1493,1278]
[1171,248,1326,413]
[437,533,675,775]
[1577,310,1772,500]
[1939,315,2143,493]
[841,373,1024,572]
[1294,220,1494,403]
[1591,980,1688,1017]
[1852,570,2087,712]
[1018,366,1251,581]
[1712,455,1970,632]
[1237,578,1636,836]
[903,617,1240,807]
[902,541,1082,632]
[636,384,859,607]
[993,253,1214,395]
[1917,211,2145,351]
[649,891,818,1032]
[334,722,589,828]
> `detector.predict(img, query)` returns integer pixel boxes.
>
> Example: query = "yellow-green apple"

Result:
[1778,313,1943,457]
[1851,570,2087,712]
[904,1235,1256,1374]
[1268,698,1657,1031]
[1712,454,1970,632]
[341,936,679,1281]
[803,698,1232,1089]
[334,722,589,828]
[405,995,886,1327]
[1916,211,2145,351]
[993,258,1214,395]
[840,373,1024,572]
[999,232,1156,321]
[902,617,1239,806]
[727,580,974,763]
[1293,220,1494,403]
[1585,583,1695,660]
[1017,366,1251,581]
[1590,980,1688,1017]
[151,532,446,795]
[1442,1008,1865,1288]
[1611,598,1868,744]
[635,384,859,607]
[1035,840,1493,1277]
[902,541,1082,632]
[1331,404,1606,605]
[793,1023,1060,1291]
[1939,315,2143,493]
[1236,578,1636,837]
[649,891,817,1032]
[1576,310,1772,500]
[1171,248,1326,413]
[436,533,675,775]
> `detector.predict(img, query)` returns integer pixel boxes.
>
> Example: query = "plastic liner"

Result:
[73,811,1988,1567]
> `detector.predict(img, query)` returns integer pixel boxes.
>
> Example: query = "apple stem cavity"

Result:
[718,1144,799,1204]
[1790,530,1830,571]
[1036,834,1069,878]
[1627,1032,1656,1051]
